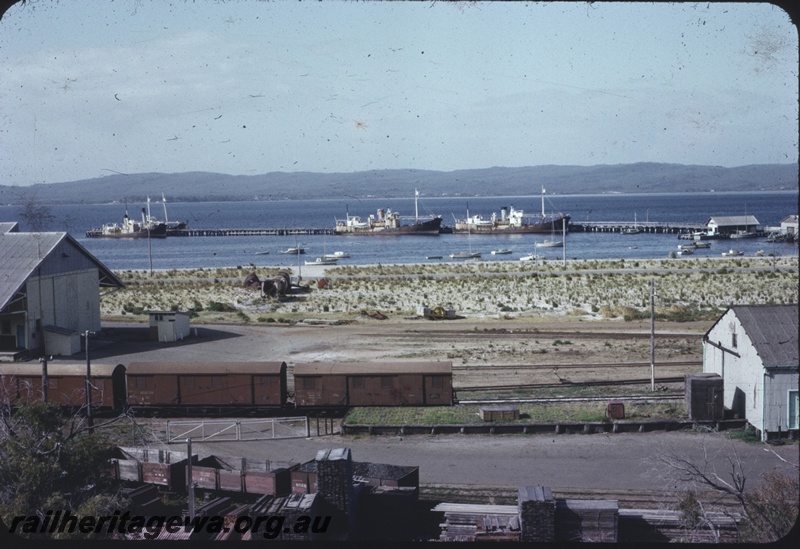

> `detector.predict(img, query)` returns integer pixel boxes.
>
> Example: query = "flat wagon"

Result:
[293,361,452,407]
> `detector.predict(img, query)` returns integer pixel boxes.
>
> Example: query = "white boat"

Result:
[449,251,481,259]
[692,241,711,248]
[535,239,563,248]
[490,249,513,255]
[280,247,306,254]
[677,243,697,250]
[305,257,338,265]
[729,230,757,239]
[254,251,270,255]
[519,254,539,261]
[322,251,350,261]
[722,249,744,257]
[621,212,642,234]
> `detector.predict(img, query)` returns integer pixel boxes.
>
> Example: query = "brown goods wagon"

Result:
[293,362,453,407]
[244,468,291,496]
[352,462,419,489]
[125,362,287,407]
[0,362,126,410]
[289,461,319,494]
[119,447,189,491]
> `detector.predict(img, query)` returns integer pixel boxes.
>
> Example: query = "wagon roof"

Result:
[125,362,286,375]
[0,362,124,377]
[292,361,452,376]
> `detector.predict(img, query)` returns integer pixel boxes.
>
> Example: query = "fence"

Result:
[166,416,309,443]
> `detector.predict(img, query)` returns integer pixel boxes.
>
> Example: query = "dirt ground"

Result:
[93,317,709,396]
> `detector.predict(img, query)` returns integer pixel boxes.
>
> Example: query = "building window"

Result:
[731,332,737,348]
[789,390,799,431]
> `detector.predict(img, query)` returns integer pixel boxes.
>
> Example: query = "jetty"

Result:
[567,221,707,235]
[169,227,335,237]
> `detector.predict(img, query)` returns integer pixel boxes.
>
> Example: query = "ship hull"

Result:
[86,224,167,239]
[334,217,442,236]
[453,215,570,234]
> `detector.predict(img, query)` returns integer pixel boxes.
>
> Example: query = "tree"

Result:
[0,401,128,538]
[739,472,800,544]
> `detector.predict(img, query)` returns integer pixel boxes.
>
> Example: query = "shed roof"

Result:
[0,362,125,377]
[126,362,286,375]
[723,305,798,369]
[0,229,124,311]
[0,222,19,234]
[293,361,452,376]
[705,215,760,226]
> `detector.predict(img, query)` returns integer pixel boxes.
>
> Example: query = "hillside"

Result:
[1,163,796,205]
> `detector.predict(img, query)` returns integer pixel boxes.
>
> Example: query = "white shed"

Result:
[702,304,799,440]
[780,214,798,238]
[148,311,191,343]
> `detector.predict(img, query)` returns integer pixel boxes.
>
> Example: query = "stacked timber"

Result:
[555,499,619,542]
[518,486,556,542]
[315,448,355,538]
[434,503,520,542]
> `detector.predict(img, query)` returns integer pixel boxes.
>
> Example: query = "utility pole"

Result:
[650,278,656,392]
[83,331,95,432]
[187,438,195,520]
[39,356,49,403]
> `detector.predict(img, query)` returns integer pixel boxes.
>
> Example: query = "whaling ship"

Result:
[453,187,569,234]
[333,189,443,236]
[85,195,183,239]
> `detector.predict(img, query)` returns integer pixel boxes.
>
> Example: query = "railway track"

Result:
[453,360,699,371]
[457,376,685,393]
[419,483,742,513]
[371,329,702,341]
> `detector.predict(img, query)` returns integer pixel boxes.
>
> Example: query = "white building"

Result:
[780,214,798,239]
[704,215,760,237]
[702,304,799,440]
[148,311,191,342]
[0,223,124,359]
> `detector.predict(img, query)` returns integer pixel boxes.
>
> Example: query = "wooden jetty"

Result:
[567,222,707,235]
[169,227,335,237]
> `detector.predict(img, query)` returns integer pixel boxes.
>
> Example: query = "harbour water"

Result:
[1,191,796,271]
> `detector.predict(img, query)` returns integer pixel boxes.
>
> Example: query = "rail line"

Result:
[453,360,698,372]
[374,330,701,341]
[457,376,685,393]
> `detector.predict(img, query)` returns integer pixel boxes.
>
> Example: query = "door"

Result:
[789,390,799,431]
[16,325,25,349]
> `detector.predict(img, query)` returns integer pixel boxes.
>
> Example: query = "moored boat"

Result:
[305,257,338,265]
[280,247,306,254]
[490,249,513,255]
[535,239,563,248]
[453,186,569,234]
[85,201,167,239]
[722,249,744,257]
[334,189,443,235]
[449,251,481,259]
[729,230,757,239]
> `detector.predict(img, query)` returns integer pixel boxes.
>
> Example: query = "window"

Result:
[731,332,738,348]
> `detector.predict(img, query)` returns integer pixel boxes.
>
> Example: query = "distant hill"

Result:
[1,163,796,205]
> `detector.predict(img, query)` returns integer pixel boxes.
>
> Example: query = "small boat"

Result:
[755,250,765,257]
[426,255,443,259]
[322,252,350,261]
[280,247,306,255]
[679,248,694,255]
[621,213,642,234]
[730,230,757,239]
[519,254,539,261]
[692,241,711,249]
[677,243,697,250]
[722,249,744,257]
[254,251,270,255]
[449,251,481,259]
[535,239,563,248]
[766,233,788,243]
[628,246,638,250]
[305,257,338,265]
[490,249,513,255]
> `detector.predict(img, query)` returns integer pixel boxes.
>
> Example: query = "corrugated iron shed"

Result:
[0,230,123,311]
[730,304,799,368]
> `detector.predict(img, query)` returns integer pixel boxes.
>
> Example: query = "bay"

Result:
[0,191,796,271]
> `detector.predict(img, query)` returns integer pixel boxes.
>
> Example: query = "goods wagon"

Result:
[125,361,287,410]
[293,361,453,407]
[0,362,126,411]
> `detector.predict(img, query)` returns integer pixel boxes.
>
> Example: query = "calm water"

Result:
[1,191,797,270]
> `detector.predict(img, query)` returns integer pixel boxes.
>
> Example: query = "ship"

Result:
[85,201,167,239]
[453,186,570,234]
[333,189,443,236]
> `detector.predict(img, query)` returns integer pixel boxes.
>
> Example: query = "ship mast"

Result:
[162,193,169,226]
[414,188,419,222]
[541,186,546,217]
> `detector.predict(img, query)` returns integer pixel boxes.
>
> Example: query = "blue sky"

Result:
[0,1,796,185]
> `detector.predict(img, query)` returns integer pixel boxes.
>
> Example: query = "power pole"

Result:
[83,331,95,432]
[187,438,195,521]
[650,278,656,392]
[39,356,49,403]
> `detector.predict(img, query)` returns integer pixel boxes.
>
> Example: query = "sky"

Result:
[0,1,797,186]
